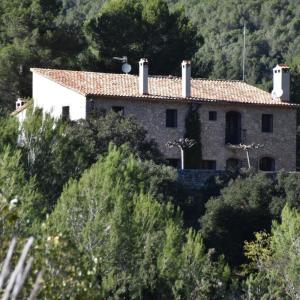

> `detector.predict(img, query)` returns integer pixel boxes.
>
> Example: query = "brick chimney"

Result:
[271,64,290,101]
[139,58,148,95]
[182,60,191,98]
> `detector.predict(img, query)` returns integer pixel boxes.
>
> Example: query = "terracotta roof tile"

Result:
[278,64,290,69]
[30,68,299,108]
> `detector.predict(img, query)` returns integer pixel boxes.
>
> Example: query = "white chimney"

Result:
[16,98,25,110]
[139,58,148,95]
[271,64,290,101]
[182,60,191,98]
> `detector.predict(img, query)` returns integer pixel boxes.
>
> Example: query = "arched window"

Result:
[225,111,241,144]
[259,157,275,171]
[226,158,241,172]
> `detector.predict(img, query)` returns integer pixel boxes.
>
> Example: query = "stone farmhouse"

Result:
[13,60,299,172]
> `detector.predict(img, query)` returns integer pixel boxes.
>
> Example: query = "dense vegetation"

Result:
[0,0,299,112]
[177,0,300,96]
[1,108,300,298]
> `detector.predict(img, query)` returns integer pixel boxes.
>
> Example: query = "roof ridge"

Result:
[149,75,180,79]
[30,68,136,77]
[192,77,244,83]
[31,68,246,82]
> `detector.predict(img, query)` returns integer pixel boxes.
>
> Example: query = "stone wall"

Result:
[178,170,225,188]
[200,103,297,171]
[90,97,190,158]
[90,97,297,171]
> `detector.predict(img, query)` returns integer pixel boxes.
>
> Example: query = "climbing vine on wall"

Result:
[184,103,202,169]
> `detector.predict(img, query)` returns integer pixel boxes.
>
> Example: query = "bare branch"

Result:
[166,138,196,150]
[0,238,17,290]
[27,270,44,300]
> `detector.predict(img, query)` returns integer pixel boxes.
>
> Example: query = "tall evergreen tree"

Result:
[184,104,202,169]
[0,0,85,109]
[84,0,201,74]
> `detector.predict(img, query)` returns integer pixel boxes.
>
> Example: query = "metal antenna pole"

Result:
[242,23,246,81]
[246,149,251,168]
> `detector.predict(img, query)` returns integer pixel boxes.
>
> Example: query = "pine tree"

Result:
[84,0,200,74]
[47,145,230,298]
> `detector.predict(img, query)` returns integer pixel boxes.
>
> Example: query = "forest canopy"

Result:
[0,0,299,111]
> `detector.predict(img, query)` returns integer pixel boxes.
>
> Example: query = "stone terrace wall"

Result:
[178,170,225,188]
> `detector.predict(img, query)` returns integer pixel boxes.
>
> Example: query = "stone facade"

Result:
[28,69,297,172]
[178,170,225,189]
[90,97,189,158]
[90,97,297,171]
[200,103,296,171]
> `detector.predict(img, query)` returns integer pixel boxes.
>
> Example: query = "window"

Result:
[226,158,241,172]
[166,158,180,169]
[62,106,70,121]
[200,160,216,170]
[166,109,177,128]
[259,157,275,171]
[112,106,124,115]
[209,111,217,121]
[262,114,273,133]
[225,111,241,144]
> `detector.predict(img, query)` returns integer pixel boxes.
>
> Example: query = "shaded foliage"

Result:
[244,206,300,299]
[201,172,274,266]
[0,0,86,109]
[19,109,162,218]
[66,110,163,164]
[200,170,300,266]
[84,0,200,74]
[176,0,300,98]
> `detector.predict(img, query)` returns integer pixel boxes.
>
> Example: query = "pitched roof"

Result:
[278,64,290,69]
[31,68,299,108]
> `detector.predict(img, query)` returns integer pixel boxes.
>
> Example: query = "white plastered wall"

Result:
[16,109,27,123]
[32,73,87,120]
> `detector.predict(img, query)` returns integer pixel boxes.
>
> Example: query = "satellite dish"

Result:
[122,63,132,74]
[271,89,283,99]
[277,89,283,98]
